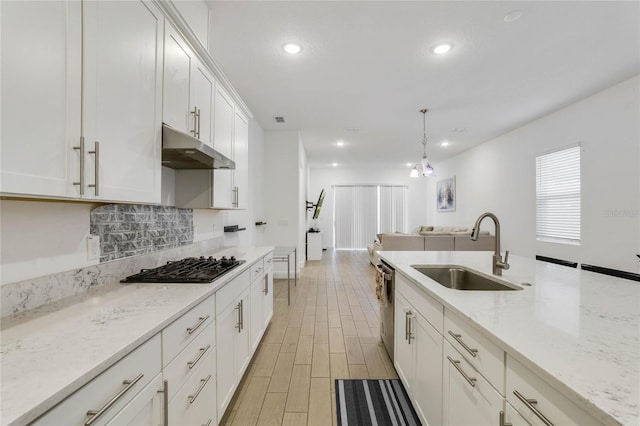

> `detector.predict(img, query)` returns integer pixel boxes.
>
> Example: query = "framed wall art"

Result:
[436,176,456,212]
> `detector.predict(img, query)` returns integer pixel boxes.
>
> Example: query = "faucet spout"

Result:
[471,212,510,276]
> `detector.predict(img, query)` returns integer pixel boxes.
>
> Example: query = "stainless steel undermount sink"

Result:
[411,265,523,291]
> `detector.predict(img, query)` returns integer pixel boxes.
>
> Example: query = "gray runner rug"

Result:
[335,379,421,426]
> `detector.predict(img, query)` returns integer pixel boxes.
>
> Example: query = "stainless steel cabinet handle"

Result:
[190,107,200,138]
[499,410,513,426]
[448,330,478,357]
[187,315,210,335]
[407,313,414,344]
[404,311,409,341]
[240,299,244,330]
[85,373,144,425]
[88,141,99,196]
[513,390,554,426]
[187,344,211,370]
[263,276,269,294]
[235,301,242,332]
[73,136,85,195]
[157,379,169,426]
[447,356,477,388]
[188,374,212,404]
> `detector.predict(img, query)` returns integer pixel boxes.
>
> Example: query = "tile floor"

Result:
[219,249,397,425]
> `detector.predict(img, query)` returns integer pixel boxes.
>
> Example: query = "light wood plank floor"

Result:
[220,249,398,426]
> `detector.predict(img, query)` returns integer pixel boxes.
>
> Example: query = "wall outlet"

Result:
[87,235,100,261]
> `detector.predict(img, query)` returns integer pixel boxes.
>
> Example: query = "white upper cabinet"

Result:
[212,85,235,208]
[0,0,82,198]
[163,23,196,135]
[233,110,249,209]
[1,0,163,204]
[192,63,215,148]
[82,0,163,203]
[171,0,210,50]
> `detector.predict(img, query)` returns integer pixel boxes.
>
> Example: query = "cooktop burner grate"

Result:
[121,256,245,284]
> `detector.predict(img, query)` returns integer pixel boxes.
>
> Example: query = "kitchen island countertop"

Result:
[0,246,273,426]
[378,250,639,426]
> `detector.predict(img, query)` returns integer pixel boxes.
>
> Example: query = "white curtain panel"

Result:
[379,185,407,234]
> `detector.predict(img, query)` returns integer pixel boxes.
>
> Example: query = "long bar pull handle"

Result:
[73,136,85,195]
[187,315,210,335]
[190,107,199,137]
[404,311,409,341]
[85,373,144,425]
[447,356,477,388]
[187,344,211,370]
[448,330,478,358]
[240,299,244,330]
[157,379,169,426]
[88,141,99,196]
[407,313,415,344]
[263,276,269,294]
[188,374,212,404]
[499,411,512,426]
[513,390,554,426]
[235,302,242,332]
[196,107,201,139]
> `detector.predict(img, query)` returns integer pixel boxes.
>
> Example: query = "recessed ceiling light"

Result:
[406,162,413,167]
[332,163,338,167]
[431,43,453,55]
[336,141,345,147]
[504,10,523,23]
[441,141,449,147]
[283,43,302,54]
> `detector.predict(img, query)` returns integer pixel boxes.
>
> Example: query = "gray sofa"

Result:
[367,226,494,265]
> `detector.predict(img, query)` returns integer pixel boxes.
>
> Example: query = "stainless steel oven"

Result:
[375,261,394,361]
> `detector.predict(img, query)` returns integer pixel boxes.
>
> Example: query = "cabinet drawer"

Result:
[506,355,602,426]
[164,321,215,400]
[216,268,250,313]
[162,295,215,366]
[168,346,217,426]
[250,258,265,282]
[33,334,161,426]
[444,309,504,394]
[396,271,443,334]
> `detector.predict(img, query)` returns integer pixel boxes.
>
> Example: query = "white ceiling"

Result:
[207,1,640,168]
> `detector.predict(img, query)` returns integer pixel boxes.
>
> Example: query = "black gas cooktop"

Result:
[121,256,245,284]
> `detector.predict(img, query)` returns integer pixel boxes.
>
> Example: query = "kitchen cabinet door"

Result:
[394,292,414,392]
[236,289,251,377]
[216,298,239,414]
[233,109,249,209]
[212,85,235,209]
[413,313,443,426]
[82,0,163,203]
[163,23,196,135]
[192,62,215,148]
[262,260,274,329]
[250,274,265,353]
[442,341,503,426]
[0,0,82,198]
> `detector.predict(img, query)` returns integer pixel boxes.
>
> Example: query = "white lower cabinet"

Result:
[394,289,443,426]
[216,270,251,415]
[443,340,503,426]
[32,335,162,426]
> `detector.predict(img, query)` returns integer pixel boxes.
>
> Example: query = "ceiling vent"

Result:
[275,116,285,123]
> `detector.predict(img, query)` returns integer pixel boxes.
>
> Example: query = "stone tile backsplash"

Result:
[90,205,193,262]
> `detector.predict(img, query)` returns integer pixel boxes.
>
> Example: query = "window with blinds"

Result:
[333,185,407,249]
[535,145,581,244]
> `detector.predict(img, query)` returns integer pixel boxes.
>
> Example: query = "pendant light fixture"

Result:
[410,109,435,177]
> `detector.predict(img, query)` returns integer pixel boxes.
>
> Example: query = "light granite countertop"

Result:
[378,250,639,426]
[0,246,273,426]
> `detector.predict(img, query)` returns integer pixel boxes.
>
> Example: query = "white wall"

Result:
[426,75,640,273]
[309,166,429,248]
[261,130,308,275]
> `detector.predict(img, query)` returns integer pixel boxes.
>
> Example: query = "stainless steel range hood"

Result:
[162,123,235,170]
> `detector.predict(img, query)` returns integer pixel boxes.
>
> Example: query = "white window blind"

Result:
[379,185,406,234]
[334,185,407,249]
[536,145,581,244]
